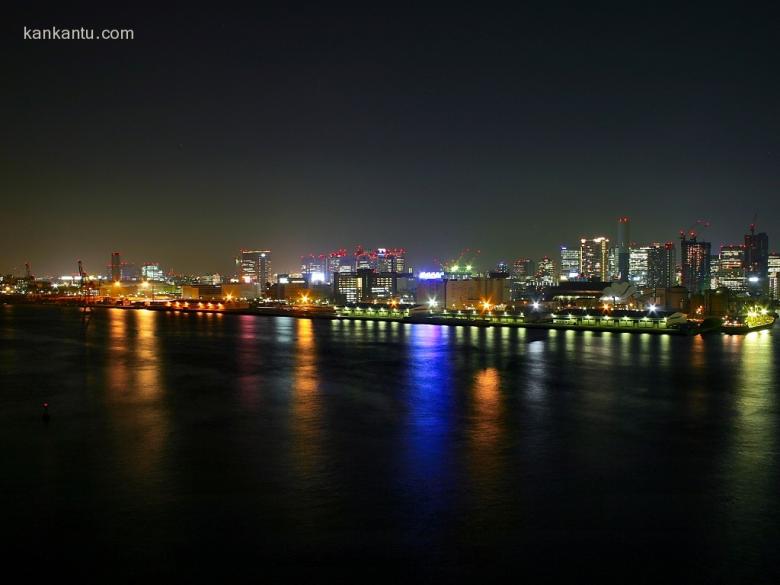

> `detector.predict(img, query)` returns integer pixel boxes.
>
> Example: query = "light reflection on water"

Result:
[1,306,779,581]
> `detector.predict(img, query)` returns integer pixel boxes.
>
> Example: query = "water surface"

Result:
[2,305,778,582]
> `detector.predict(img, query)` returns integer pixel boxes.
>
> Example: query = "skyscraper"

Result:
[110,252,121,282]
[768,252,780,299]
[616,217,630,281]
[680,234,711,294]
[628,245,650,287]
[559,246,581,281]
[647,242,676,289]
[744,225,769,294]
[239,250,272,287]
[718,244,746,292]
[580,237,610,281]
[535,256,556,286]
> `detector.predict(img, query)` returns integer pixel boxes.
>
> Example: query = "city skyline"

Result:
[4,4,779,276]
[5,215,776,279]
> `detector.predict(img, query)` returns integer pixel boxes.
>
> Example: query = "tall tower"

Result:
[239,250,272,287]
[616,217,631,282]
[580,237,610,281]
[744,223,769,294]
[680,234,711,294]
[647,242,676,289]
[110,252,121,282]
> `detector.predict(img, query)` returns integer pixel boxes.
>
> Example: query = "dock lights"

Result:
[428,298,438,309]
[648,304,657,312]
[532,301,540,310]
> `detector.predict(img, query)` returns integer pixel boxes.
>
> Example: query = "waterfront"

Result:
[2,304,779,582]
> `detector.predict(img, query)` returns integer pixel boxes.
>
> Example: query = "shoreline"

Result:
[6,299,775,336]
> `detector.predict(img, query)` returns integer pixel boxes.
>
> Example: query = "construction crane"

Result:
[679,219,711,241]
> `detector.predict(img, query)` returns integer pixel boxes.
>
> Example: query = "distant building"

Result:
[744,226,769,294]
[580,237,610,281]
[647,242,676,289]
[768,252,780,299]
[110,252,121,282]
[300,254,326,284]
[628,246,650,288]
[327,249,351,281]
[141,262,165,282]
[239,250,272,287]
[416,276,511,310]
[333,269,397,304]
[680,234,711,294]
[616,217,631,281]
[718,244,746,292]
[559,246,581,281]
[535,256,555,286]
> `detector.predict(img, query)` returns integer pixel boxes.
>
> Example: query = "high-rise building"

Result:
[680,234,711,294]
[512,258,534,280]
[333,272,360,304]
[628,246,650,288]
[744,225,769,294]
[239,250,272,287]
[333,269,397,303]
[376,248,407,274]
[141,262,165,282]
[301,254,326,284]
[535,256,555,286]
[327,249,351,281]
[647,242,676,289]
[110,252,121,282]
[718,244,746,292]
[616,217,631,281]
[768,252,780,299]
[559,246,581,281]
[580,237,610,281]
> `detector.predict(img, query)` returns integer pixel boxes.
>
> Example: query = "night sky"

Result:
[3,3,779,276]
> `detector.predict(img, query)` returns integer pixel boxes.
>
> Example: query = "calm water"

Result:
[2,305,779,582]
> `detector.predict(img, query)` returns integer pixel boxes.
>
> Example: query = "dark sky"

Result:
[3,3,779,276]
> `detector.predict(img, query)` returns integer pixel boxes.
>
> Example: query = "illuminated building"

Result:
[363,270,396,301]
[416,277,510,310]
[327,249,351,281]
[680,234,711,294]
[376,248,407,274]
[580,237,609,281]
[647,242,676,289]
[510,258,533,299]
[744,226,769,294]
[300,254,326,284]
[512,258,533,281]
[616,217,631,281]
[141,262,165,282]
[352,246,407,274]
[110,252,121,282]
[718,244,746,292]
[239,250,272,287]
[535,256,555,286]
[628,246,650,287]
[559,246,581,281]
[768,252,780,299]
[333,272,359,304]
[333,269,397,303]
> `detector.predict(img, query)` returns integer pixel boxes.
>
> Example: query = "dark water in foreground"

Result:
[1,305,779,582]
